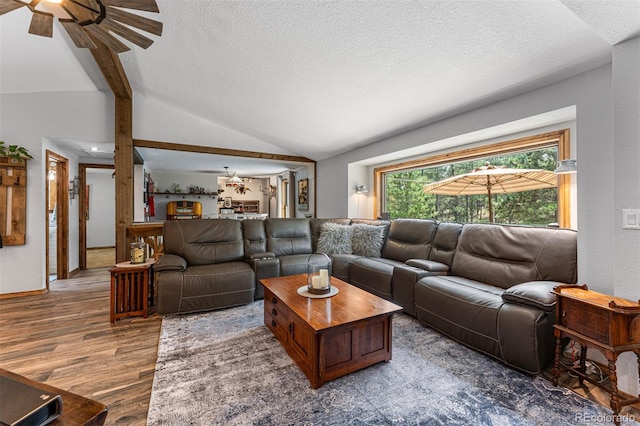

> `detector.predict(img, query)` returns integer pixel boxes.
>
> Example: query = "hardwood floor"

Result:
[0,268,161,426]
[1,268,637,425]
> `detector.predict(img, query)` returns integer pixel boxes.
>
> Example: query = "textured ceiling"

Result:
[1,1,639,168]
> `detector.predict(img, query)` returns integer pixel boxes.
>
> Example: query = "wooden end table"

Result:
[552,284,640,424]
[109,260,154,323]
[260,274,402,388]
[0,368,107,425]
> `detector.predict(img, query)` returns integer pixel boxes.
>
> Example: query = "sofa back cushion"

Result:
[451,223,577,289]
[163,219,244,265]
[265,218,313,256]
[428,221,464,266]
[242,219,267,256]
[381,219,438,262]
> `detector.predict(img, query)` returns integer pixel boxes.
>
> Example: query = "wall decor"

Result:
[223,197,232,208]
[298,178,308,211]
[0,143,30,245]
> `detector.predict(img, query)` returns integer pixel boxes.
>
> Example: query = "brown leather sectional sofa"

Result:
[153,217,577,374]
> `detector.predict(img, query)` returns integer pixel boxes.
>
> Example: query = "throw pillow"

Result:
[317,223,353,254]
[351,224,385,258]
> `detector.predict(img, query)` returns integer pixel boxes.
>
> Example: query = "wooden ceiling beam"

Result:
[133,139,315,164]
[87,38,133,262]
[87,33,132,99]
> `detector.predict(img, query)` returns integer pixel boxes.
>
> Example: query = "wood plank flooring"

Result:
[1,267,636,425]
[0,268,161,426]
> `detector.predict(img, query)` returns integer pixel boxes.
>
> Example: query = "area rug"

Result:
[147,301,631,425]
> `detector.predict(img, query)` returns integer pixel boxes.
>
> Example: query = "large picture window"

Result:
[374,130,572,227]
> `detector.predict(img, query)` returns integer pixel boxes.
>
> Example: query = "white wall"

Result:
[86,169,115,248]
[0,91,113,294]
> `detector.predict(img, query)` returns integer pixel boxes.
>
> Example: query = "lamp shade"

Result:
[226,173,243,187]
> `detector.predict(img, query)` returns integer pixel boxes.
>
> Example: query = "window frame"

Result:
[373,129,571,227]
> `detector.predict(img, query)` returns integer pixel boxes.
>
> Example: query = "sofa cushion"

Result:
[428,221,463,266]
[157,261,255,314]
[279,253,332,277]
[265,218,313,257]
[351,224,385,257]
[163,219,244,266]
[451,223,577,289]
[501,281,558,312]
[329,253,360,282]
[348,257,404,300]
[381,218,438,262]
[415,275,504,358]
[242,219,267,257]
[317,222,353,254]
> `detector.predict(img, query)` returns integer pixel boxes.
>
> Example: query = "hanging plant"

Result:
[0,141,33,161]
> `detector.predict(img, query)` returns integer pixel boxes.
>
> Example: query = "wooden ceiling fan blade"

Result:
[101,18,153,49]
[84,23,130,53]
[106,6,162,36]
[60,19,97,48]
[0,0,25,16]
[102,0,159,13]
[28,10,53,38]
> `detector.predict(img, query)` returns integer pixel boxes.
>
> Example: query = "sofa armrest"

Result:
[246,252,276,261]
[405,259,449,274]
[153,254,187,272]
[502,281,559,312]
[250,257,280,300]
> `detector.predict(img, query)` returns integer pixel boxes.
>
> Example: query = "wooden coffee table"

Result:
[260,274,402,388]
[0,368,108,425]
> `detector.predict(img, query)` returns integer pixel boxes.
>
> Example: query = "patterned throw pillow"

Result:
[351,224,385,258]
[317,223,353,254]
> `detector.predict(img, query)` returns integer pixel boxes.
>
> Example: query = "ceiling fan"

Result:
[0,0,162,53]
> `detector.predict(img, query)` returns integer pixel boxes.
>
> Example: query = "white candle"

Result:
[312,275,322,289]
[319,269,329,287]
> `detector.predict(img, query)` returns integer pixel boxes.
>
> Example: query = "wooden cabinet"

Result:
[166,200,202,220]
[230,200,259,213]
[552,285,640,425]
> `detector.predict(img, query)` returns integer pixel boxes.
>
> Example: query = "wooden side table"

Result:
[552,284,640,424]
[109,261,153,323]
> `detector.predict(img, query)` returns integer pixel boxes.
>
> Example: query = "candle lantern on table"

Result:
[130,241,147,264]
[307,253,331,295]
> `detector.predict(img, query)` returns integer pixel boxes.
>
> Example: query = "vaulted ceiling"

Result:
[1,1,639,163]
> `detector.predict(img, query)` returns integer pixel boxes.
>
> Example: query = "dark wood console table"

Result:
[0,368,107,425]
[552,285,640,424]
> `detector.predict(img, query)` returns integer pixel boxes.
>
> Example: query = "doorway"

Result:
[45,151,70,287]
[281,178,289,218]
[79,164,116,269]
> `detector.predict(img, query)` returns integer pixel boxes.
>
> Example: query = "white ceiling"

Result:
[1,1,639,173]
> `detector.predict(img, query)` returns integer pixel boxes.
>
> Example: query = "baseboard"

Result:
[0,288,47,299]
